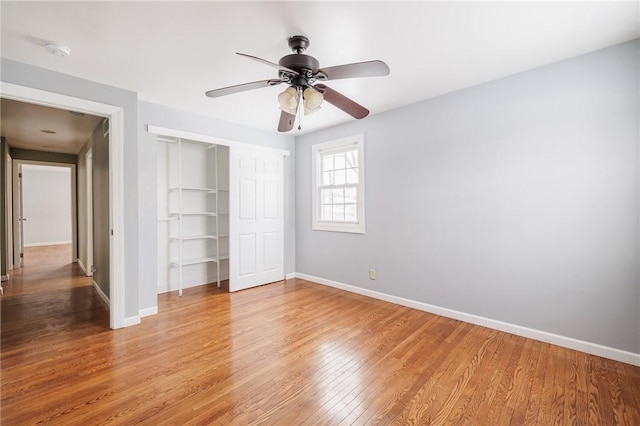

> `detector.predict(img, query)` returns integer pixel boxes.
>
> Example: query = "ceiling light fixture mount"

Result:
[44,42,71,57]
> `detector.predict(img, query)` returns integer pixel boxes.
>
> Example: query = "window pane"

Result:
[322,171,333,185]
[334,152,346,170]
[322,155,334,171]
[346,168,358,184]
[332,188,344,203]
[334,169,346,185]
[333,204,345,221]
[321,188,332,204]
[345,204,357,221]
[345,150,357,168]
[344,187,357,203]
[321,205,332,221]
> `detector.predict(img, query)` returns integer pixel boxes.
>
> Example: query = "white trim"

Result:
[294,272,640,367]
[312,134,365,234]
[147,125,291,157]
[1,275,8,282]
[1,82,126,330]
[285,273,296,280]
[139,306,158,318]
[108,110,125,330]
[124,315,141,327]
[77,258,91,277]
[85,149,93,282]
[13,160,77,263]
[24,241,72,247]
[93,280,110,308]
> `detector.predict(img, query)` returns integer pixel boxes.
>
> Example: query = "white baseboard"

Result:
[293,272,640,367]
[1,274,8,282]
[24,241,72,247]
[140,306,158,318]
[123,316,141,327]
[92,280,110,308]
[285,272,296,280]
[77,258,93,277]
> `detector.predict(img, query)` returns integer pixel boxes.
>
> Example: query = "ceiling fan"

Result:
[205,35,390,132]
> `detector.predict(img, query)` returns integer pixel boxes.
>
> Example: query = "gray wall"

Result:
[77,136,93,275]
[10,148,76,164]
[1,137,7,278]
[1,58,139,318]
[92,120,110,298]
[295,40,640,354]
[137,101,295,312]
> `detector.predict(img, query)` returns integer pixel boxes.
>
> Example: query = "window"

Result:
[312,134,365,233]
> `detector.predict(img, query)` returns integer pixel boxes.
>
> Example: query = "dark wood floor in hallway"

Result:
[2,245,639,425]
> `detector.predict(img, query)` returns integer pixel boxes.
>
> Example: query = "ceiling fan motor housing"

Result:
[278,35,323,87]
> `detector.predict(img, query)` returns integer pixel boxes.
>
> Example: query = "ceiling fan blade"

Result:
[316,60,390,81]
[205,79,283,98]
[314,84,369,119]
[278,110,296,132]
[236,53,299,76]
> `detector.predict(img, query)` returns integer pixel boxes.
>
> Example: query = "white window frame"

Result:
[312,134,365,234]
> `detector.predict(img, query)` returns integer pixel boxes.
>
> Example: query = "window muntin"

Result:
[312,135,364,233]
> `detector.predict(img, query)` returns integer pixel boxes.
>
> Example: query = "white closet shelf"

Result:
[172,211,217,216]
[171,254,229,267]
[169,187,217,193]
[157,216,178,222]
[170,235,218,241]
[159,138,228,294]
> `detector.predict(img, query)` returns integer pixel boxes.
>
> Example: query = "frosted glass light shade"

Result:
[278,87,299,110]
[303,87,323,115]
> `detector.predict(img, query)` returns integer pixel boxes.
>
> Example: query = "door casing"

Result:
[1,82,126,329]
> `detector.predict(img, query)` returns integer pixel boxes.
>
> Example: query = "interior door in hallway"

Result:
[11,162,23,268]
[229,148,284,292]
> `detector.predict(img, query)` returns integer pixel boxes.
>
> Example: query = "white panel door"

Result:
[12,162,24,268]
[229,148,284,292]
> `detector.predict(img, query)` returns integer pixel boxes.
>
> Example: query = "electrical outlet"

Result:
[369,269,376,280]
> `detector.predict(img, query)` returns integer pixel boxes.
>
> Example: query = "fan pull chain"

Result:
[297,89,303,130]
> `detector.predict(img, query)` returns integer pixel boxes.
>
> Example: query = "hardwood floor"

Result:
[2,246,639,424]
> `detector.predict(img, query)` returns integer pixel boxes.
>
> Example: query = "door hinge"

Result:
[111,229,114,236]
[20,253,23,258]
[18,172,22,178]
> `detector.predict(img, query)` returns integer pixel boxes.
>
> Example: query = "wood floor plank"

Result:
[2,245,640,424]
[500,338,542,424]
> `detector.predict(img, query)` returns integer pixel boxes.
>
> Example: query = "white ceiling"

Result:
[0,98,103,154]
[1,1,639,137]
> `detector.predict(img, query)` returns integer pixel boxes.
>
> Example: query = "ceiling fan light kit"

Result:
[303,87,323,114]
[206,35,390,132]
[278,86,299,110]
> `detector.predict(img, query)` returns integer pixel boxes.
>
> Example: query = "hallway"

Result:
[1,245,111,418]
[1,245,109,346]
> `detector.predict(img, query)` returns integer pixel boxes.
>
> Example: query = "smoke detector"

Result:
[44,42,71,57]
